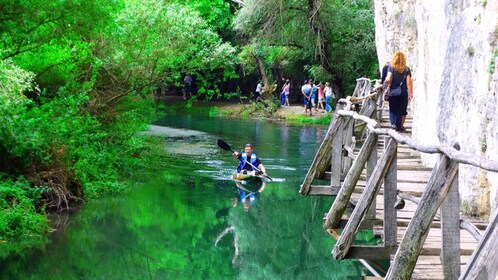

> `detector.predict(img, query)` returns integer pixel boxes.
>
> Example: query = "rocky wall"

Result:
[374,0,498,217]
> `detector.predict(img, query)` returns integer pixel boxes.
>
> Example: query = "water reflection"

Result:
[0,113,366,279]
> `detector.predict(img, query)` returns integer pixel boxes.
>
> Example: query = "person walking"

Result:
[384,50,413,132]
[282,79,290,106]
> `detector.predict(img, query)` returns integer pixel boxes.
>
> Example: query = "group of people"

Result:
[382,50,414,132]
[254,79,291,106]
[301,80,335,116]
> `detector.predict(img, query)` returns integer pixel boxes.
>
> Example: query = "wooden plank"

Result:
[323,131,379,229]
[342,245,397,260]
[332,138,397,260]
[385,153,459,279]
[440,173,461,279]
[460,200,498,280]
[307,185,341,196]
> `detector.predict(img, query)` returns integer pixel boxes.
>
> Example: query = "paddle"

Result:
[217,139,273,181]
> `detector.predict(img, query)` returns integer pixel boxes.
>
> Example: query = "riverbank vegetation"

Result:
[0,0,376,257]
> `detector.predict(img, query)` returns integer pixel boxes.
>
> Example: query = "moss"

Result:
[466,46,475,57]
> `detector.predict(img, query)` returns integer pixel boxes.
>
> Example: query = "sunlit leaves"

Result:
[104,1,236,96]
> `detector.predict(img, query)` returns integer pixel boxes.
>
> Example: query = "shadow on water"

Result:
[0,112,369,279]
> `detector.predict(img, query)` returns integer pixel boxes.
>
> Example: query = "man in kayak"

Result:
[232,143,267,176]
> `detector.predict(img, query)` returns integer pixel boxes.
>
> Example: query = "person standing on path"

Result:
[324,82,334,112]
[282,79,290,106]
[317,82,325,112]
[183,74,192,100]
[385,50,413,132]
[301,80,313,116]
[254,80,263,101]
[310,81,319,114]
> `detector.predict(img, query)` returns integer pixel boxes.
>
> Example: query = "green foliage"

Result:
[0,177,49,258]
[103,1,237,98]
[285,113,333,125]
[305,65,334,83]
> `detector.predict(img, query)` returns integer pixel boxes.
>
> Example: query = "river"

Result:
[0,112,368,279]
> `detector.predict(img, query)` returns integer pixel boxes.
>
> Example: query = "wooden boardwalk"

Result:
[299,79,498,279]
[353,114,481,279]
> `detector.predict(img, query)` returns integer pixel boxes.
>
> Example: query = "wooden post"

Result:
[341,118,354,179]
[332,138,397,260]
[323,131,381,229]
[460,198,498,279]
[383,138,398,248]
[363,131,378,227]
[331,119,345,187]
[440,170,461,279]
[300,106,346,194]
[385,153,459,280]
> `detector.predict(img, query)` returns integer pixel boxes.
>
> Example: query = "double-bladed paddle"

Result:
[217,139,273,181]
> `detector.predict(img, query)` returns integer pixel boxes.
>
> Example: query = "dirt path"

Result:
[154,94,329,119]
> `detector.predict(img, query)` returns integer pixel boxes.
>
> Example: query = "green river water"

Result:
[0,113,371,279]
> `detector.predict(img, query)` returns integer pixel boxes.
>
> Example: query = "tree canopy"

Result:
[234,0,377,96]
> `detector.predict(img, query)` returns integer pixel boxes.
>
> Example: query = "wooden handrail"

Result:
[336,110,498,172]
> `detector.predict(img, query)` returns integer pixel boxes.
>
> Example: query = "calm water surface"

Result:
[1,113,366,279]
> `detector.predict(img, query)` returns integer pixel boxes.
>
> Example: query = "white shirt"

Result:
[256,83,262,92]
[325,86,333,97]
[301,84,312,94]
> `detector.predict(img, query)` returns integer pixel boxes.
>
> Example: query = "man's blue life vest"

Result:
[237,153,258,172]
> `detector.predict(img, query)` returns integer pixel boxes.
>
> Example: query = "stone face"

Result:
[374,0,498,216]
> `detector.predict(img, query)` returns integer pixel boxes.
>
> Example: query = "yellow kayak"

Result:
[232,172,270,183]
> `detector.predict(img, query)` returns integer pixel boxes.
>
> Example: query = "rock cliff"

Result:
[374,0,498,217]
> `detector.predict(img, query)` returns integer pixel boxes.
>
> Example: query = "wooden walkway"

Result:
[299,78,498,279]
[346,115,481,279]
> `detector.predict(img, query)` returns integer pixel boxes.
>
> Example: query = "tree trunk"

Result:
[307,0,332,73]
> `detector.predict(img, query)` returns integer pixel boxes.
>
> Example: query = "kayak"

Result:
[232,172,271,183]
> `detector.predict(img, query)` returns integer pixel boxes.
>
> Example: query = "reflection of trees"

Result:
[228,187,363,278]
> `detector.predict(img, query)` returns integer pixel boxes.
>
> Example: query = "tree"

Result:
[233,0,377,96]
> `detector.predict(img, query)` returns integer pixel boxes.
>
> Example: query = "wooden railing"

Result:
[300,79,498,279]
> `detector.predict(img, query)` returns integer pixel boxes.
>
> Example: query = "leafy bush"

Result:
[0,177,49,259]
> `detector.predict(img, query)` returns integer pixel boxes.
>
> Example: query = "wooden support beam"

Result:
[440,172,461,279]
[307,185,341,196]
[385,152,459,280]
[300,109,345,194]
[459,204,498,280]
[330,118,345,187]
[341,118,354,179]
[364,132,378,225]
[332,138,397,260]
[323,131,379,229]
[342,245,397,260]
[383,138,398,248]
